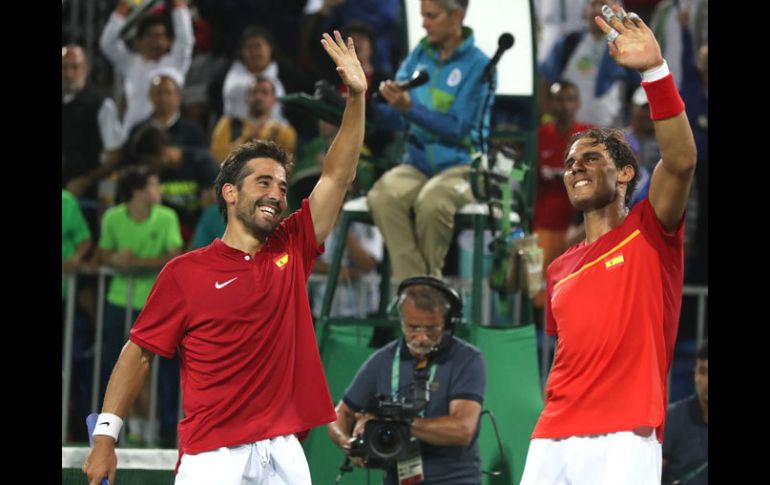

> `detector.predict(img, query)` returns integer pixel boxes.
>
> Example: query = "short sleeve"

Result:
[98,210,117,251]
[343,349,389,411]
[448,348,486,404]
[65,194,91,246]
[163,210,184,251]
[638,197,685,247]
[278,198,325,279]
[129,263,188,358]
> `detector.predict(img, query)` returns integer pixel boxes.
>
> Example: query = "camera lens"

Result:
[372,424,401,457]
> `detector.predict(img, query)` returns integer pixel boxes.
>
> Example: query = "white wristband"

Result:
[642,60,670,83]
[91,413,124,442]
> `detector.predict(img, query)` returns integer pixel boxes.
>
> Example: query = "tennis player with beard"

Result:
[84,30,367,485]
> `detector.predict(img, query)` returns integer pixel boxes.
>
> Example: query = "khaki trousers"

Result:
[367,164,475,282]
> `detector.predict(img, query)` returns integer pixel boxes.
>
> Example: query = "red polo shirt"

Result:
[130,198,336,457]
[534,199,684,443]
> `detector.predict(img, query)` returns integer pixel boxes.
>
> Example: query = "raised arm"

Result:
[309,31,367,245]
[99,1,133,73]
[168,0,194,75]
[597,2,696,230]
[82,341,155,485]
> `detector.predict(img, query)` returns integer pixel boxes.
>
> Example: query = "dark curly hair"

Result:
[117,165,157,204]
[565,128,640,207]
[136,14,171,40]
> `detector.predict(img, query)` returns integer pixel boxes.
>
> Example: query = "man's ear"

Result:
[452,7,466,25]
[617,164,635,184]
[222,183,237,205]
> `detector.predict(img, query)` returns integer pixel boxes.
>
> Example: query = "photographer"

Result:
[327,277,487,484]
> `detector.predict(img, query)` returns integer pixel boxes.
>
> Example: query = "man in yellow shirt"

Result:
[210,76,297,163]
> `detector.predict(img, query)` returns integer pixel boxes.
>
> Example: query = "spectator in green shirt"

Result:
[62,189,96,442]
[62,189,92,300]
[97,166,183,445]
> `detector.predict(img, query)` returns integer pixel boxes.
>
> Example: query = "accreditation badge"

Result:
[397,455,424,484]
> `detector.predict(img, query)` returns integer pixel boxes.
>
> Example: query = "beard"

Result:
[248,104,270,118]
[62,80,84,96]
[406,337,440,357]
[234,195,282,240]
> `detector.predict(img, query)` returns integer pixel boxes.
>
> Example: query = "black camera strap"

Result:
[392,345,437,417]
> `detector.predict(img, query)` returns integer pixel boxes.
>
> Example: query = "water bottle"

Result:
[508,228,525,244]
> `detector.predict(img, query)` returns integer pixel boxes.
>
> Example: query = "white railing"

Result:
[682,285,709,350]
[62,267,168,446]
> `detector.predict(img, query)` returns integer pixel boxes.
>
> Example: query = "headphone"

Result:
[396,276,463,333]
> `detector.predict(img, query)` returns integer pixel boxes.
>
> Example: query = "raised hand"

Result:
[321,30,367,97]
[594,1,664,72]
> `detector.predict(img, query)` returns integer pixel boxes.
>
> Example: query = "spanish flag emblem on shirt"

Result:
[605,254,624,270]
[274,253,289,269]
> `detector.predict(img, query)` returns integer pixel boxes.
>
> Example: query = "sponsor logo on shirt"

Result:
[274,253,289,269]
[447,68,462,87]
[215,277,238,289]
[605,254,625,270]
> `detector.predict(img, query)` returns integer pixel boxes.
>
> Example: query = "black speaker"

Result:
[396,276,463,332]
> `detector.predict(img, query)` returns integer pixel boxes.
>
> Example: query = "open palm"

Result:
[321,31,367,96]
[595,3,664,72]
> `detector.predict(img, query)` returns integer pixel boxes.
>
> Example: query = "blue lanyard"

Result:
[391,343,437,417]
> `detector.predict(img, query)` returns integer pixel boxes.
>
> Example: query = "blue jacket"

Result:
[375,27,493,177]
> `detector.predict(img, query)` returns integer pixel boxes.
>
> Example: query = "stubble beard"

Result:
[235,197,280,240]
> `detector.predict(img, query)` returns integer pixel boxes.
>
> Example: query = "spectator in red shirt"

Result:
[532,79,592,309]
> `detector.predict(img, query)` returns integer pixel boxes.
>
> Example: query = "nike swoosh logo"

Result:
[215,277,238,289]
[98,422,110,426]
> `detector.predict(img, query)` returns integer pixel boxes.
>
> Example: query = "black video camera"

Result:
[348,398,424,468]
[348,367,431,469]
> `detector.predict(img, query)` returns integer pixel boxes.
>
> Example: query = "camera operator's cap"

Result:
[149,66,185,89]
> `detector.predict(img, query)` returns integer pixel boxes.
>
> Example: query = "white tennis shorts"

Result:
[175,434,311,485]
[520,428,662,485]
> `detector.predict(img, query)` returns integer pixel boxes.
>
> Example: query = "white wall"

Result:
[403,0,535,96]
